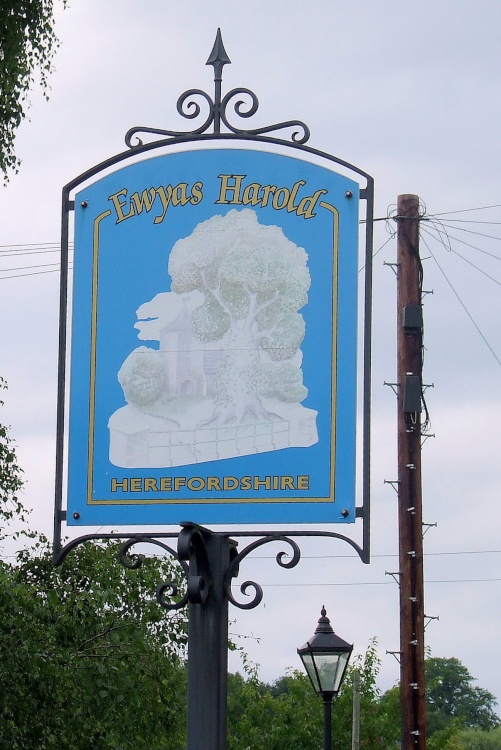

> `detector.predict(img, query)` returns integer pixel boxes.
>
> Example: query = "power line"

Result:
[435,222,501,244]
[421,227,501,287]
[0,267,69,280]
[0,248,63,258]
[252,549,501,560]
[0,242,63,249]
[261,578,501,588]
[425,222,501,261]
[430,204,501,216]
[1,262,61,274]
[421,235,501,367]
[431,219,501,226]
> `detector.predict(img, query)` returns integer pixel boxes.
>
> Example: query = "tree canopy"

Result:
[459,725,501,750]
[227,639,401,750]
[0,0,65,181]
[0,539,187,750]
[426,656,499,735]
[0,377,29,542]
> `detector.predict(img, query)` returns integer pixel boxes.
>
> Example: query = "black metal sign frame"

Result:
[53,29,373,567]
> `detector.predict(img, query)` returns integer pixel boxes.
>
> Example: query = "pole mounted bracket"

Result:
[178,522,240,605]
[179,523,215,604]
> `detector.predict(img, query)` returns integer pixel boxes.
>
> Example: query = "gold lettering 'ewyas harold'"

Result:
[107,175,329,225]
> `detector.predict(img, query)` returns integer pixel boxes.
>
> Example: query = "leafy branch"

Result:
[0,1,67,182]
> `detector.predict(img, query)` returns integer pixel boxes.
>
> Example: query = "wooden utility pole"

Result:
[396,194,427,750]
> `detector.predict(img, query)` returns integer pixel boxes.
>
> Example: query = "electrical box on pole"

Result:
[396,194,427,750]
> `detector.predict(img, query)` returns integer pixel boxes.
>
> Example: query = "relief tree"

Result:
[168,209,311,425]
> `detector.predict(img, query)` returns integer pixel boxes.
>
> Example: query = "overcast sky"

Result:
[1,0,501,708]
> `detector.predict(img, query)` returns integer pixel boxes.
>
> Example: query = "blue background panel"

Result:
[67,149,359,526]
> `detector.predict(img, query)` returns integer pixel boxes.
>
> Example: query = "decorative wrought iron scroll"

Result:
[125,29,310,148]
[53,526,367,615]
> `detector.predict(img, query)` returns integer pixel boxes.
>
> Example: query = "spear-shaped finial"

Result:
[206,28,231,81]
[206,29,231,133]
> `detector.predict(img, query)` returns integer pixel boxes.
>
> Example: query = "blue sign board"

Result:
[67,148,359,526]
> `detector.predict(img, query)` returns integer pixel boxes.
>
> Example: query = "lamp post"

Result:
[298,607,353,750]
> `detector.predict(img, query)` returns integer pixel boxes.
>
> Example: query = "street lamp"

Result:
[298,606,353,750]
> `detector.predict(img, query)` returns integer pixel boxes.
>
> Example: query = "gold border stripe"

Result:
[89,203,339,506]
[319,200,340,504]
[87,210,112,503]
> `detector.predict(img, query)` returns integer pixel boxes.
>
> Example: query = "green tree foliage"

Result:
[227,639,401,750]
[0,378,29,541]
[428,720,465,750]
[426,657,499,735]
[227,666,323,750]
[227,648,500,750]
[0,0,65,181]
[459,725,501,750]
[0,539,188,749]
[332,639,400,750]
[427,723,501,750]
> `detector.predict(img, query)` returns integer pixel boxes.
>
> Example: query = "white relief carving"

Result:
[108,209,318,468]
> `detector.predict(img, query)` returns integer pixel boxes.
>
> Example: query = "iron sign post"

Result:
[53,30,374,750]
[181,526,235,750]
